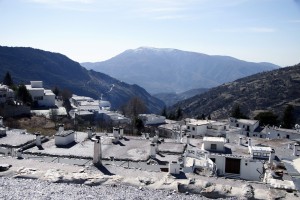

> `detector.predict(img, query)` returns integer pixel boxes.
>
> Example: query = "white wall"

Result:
[55,133,75,146]
[240,159,263,181]
[203,140,225,152]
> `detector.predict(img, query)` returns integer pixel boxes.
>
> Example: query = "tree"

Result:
[161,106,167,117]
[134,117,144,135]
[2,72,13,87]
[254,111,278,126]
[231,104,248,119]
[52,86,60,97]
[176,107,183,120]
[282,105,295,129]
[124,96,147,118]
[16,84,32,105]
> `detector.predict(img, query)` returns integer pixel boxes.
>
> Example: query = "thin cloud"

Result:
[214,27,276,33]
[28,0,95,4]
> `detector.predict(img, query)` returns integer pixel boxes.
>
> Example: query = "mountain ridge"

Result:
[81,47,280,94]
[0,46,165,113]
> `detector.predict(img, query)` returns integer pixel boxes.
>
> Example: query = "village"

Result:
[1,81,300,199]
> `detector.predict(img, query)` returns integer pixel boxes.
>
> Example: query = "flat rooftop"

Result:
[0,129,35,148]
[237,119,258,125]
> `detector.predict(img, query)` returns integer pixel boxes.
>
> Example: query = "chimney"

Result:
[288,143,291,149]
[87,127,92,139]
[35,132,41,146]
[152,135,159,143]
[0,116,3,126]
[293,144,298,156]
[16,148,23,159]
[93,135,102,166]
[239,137,242,146]
[248,138,252,147]
[269,151,273,165]
[186,134,191,145]
[58,124,64,132]
[119,128,124,139]
[145,133,149,139]
[150,143,156,158]
[113,127,119,143]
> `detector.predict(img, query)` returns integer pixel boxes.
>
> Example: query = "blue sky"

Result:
[0,0,299,66]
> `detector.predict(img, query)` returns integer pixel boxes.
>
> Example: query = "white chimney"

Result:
[239,137,242,146]
[269,151,273,165]
[288,143,291,149]
[36,132,41,146]
[58,124,64,132]
[152,135,159,143]
[0,116,3,126]
[169,161,180,175]
[293,144,298,156]
[16,149,22,159]
[93,136,102,166]
[145,133,149,139]
[186,134,191,145]
[248,138,252,147]
[113,127,119,143]
[150,143,156,158]
[87,127,92,139]
[119,128,124,138]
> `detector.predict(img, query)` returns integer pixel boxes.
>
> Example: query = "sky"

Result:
[0,0,299,67]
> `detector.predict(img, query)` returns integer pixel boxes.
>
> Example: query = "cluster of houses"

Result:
[1,80,300,192]
[0,111,300,192]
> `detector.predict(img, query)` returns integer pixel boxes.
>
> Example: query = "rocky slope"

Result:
[169,63,300,121]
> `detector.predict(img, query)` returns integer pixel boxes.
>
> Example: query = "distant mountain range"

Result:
[154,88,208,107]
[169,63,300,122]
[0,46,165,113]
[82,47,280,94]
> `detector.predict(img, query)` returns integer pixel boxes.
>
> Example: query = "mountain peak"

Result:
[130,46,177,53]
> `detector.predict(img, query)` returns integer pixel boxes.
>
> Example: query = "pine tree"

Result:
[282,105,295,129]
[2,72,13,87]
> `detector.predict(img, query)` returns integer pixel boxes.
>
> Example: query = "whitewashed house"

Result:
[26,81,55,107]
[0,84,14,104]
[186,120,213,137]
[139,114,166,125]
[229,118,260,137]
[261,126,300,140]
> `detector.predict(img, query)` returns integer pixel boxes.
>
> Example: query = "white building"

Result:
[229,118,259,137]
[186,119,216,137]
[261,126,300,140]
[0,84,14,104]
[69,95,111,119]
[26,81,55,107]
[199,136,265,181]
[139,114,166,125]
[100,111,131,125]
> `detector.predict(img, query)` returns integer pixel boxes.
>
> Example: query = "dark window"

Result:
[192,127,195,131]
[187,126,190,129]
[286,135,290,139]
[246,126,250,131]
[211,144,217,150]
[236,124,239,127]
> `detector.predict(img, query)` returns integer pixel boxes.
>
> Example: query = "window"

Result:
[211,144,217,150]
[187,126,190,129]
[34,96,43,101]
[236,124,239,127]
[192,127,195,131]
[286,135,290,139]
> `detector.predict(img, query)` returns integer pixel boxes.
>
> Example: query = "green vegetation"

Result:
[282,105,295,129]
[16,84,32,105]
[231,104,248,119]
[2,71,13,87]
[254,111,278,126]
